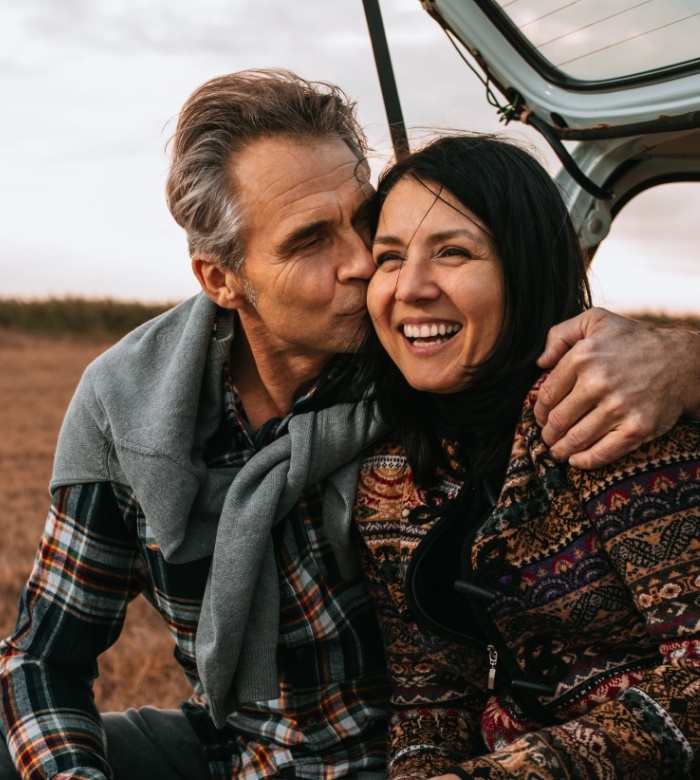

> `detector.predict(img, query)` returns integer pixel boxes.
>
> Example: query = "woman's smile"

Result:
[401,320,463,345]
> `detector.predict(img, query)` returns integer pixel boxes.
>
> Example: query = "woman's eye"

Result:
[437,246,472,261]
[374,251,404,268]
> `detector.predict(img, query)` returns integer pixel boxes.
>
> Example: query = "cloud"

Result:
[1,0,698,311]
[6,0,397,60]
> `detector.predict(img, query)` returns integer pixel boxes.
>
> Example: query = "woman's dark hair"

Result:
[357,133,591,485]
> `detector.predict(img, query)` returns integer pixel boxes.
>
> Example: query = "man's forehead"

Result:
[235,136,368,184]
[352,157,372,186]
[233,137,373,226]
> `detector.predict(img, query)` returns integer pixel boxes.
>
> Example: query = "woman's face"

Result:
[367,177,505,394]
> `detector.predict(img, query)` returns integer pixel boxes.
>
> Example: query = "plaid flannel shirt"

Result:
[0,354,390,780]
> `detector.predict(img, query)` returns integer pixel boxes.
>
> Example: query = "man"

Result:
[1,69,698,780]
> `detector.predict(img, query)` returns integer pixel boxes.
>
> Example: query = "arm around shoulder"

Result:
[673,326,700,420]
[536,309,700,469]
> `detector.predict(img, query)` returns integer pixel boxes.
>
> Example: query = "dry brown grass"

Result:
[0,330,190,711]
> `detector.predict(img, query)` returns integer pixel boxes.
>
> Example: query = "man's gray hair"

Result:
[166,69,368,272]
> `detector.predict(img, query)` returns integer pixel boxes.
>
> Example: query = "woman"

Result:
[353,134,700,779]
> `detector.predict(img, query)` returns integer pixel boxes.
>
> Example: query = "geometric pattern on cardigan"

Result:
[354,378,700,780]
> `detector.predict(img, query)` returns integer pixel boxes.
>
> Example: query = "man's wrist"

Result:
[443,768,473,780]
[675,328,700,420]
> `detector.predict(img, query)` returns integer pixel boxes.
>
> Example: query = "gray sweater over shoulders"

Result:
[51,292,383,727]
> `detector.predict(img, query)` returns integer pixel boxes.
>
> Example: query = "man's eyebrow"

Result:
[278,220,330,254]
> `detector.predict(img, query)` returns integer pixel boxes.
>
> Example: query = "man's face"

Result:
[230,136,375,364]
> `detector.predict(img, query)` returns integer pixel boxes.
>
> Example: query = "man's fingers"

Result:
[547,405,624,463]
[536,311,591,369]
[535,308,699,469]
[548,399,669,469]
[537,350,612,442]
[535,310,614,427]
[567,429,649,471]
[535,362,577,428]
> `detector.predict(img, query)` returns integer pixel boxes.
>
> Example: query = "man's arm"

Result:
[535,308,700,469]
[0,483,147,780]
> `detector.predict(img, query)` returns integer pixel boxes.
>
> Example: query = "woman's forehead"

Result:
[378,176,494,241]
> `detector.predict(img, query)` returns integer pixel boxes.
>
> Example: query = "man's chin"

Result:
[345,304,368,316]
[335,317,370,354]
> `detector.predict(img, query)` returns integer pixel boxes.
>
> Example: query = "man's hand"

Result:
[535,308,700,470]
[429,775,463,780]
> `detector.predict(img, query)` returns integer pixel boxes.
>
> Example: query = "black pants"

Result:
[0,708,386,780]
[0,707,211,780]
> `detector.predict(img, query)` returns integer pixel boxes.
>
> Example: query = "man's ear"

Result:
[192,256,247,309]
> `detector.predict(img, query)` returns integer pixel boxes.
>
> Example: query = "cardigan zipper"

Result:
[487,644,498,690]
[454,521,559,725]
[406,524,511,699]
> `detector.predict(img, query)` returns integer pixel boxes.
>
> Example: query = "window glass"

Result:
[589,182,700,315]
[496,0,700,80]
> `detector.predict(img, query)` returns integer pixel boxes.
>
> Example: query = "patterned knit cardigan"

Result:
[354,380,700,780]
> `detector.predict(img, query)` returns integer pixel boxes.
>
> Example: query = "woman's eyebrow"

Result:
[430,228,492,246]
[372,234,402,247]
[373,228,490,248]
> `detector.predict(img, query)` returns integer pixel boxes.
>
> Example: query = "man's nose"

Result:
[337,232,375,282]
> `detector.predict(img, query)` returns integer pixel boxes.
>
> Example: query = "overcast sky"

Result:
[1,0,698,313]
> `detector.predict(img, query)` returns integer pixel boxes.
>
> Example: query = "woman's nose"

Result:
[394,260,440,302]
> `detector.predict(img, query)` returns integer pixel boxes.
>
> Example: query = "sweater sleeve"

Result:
[445,420,700,779]
[0,483,148,780]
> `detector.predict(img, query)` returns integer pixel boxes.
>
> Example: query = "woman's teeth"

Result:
[402,323,462,344]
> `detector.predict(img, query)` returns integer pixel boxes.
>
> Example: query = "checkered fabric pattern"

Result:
[0,354,389,780]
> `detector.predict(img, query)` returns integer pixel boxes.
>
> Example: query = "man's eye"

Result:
[300,236,325,251]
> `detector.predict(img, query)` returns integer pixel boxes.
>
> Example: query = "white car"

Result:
[365,0,700,291]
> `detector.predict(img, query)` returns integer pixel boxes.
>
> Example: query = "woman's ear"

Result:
[192,256,248,309]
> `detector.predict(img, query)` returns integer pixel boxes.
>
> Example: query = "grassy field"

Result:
[1,299,698,713]
[0,297,174,341]
[0,310,190,711]
[1,296,698,339]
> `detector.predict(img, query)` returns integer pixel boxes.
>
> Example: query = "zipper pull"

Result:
[487,644,498,690]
